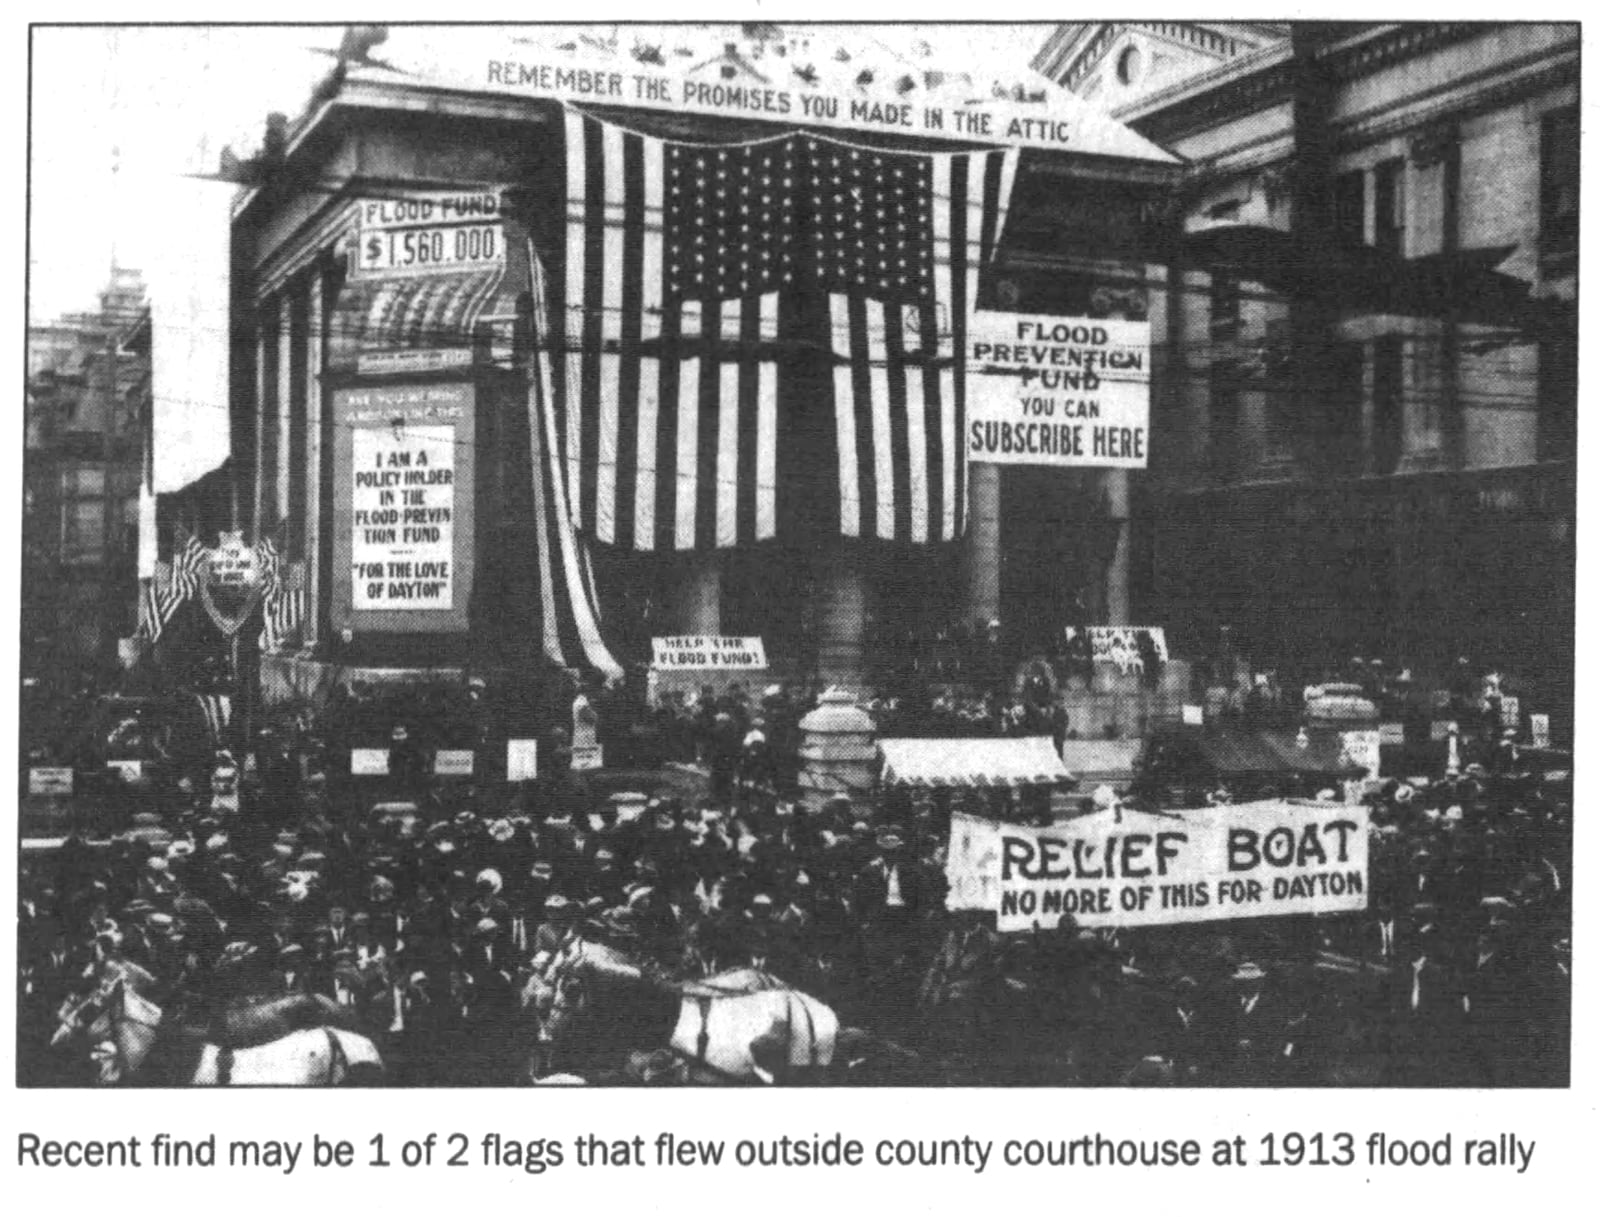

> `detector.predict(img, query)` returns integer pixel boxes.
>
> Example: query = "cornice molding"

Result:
[1131,24,1574,149]
[1312,23,1485,82]
[1332,50,1579,152]
[1044,21,1272,93]
[1130,52,1297,142]
[254,200,356,304]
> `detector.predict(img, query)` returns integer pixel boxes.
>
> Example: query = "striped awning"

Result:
[879,737,1074,788]
[327,265,522,373]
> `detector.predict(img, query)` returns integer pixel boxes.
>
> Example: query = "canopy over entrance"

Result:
[879,736,1075,788]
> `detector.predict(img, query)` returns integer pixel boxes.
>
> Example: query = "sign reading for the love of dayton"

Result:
[331,383,476,635]
[967,313,1150,468]
[946,800,1369,932]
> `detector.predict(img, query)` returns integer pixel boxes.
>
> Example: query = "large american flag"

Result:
[551,109,1017,550]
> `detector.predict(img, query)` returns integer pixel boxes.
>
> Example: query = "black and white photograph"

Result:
[16,18,1579,1093]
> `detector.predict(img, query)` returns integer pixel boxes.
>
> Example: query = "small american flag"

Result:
[258,536,306,653]
[139,531,208,644]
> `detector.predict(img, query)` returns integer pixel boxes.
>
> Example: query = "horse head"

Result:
[540,937,649,1047]
[53,977,134,1083]
[52,985,104,1048]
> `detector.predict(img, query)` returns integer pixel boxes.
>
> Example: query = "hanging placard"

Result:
[28,768,74,797]
[351,748,390,776]
[968,313,1150,468]
[1529,714,1550,748]
[199,531,263,638]
[507,739,539,781]
[434,749,475,776]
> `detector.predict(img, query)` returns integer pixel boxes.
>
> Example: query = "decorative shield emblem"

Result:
[199,532,263,638]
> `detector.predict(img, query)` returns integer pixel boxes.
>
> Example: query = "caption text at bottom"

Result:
[19,1130,1534,1175]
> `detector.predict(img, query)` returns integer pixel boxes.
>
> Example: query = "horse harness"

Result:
[102,983,348,1086]
[323,1026,349,1085]
[674,987,820,1083]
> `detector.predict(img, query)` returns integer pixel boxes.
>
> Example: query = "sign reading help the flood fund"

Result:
[946,799,1369,932]
[651,636,768,670]
[967,313,1150,468]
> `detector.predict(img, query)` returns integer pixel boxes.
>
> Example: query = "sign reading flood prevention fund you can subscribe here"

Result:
[967,313,1150,468]
[946,800,1368,932]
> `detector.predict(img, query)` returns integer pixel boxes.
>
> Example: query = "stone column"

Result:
[815,551,869,691]
[1105,469,1131,624]
[251,310,269,542]
[303,270,323,650]
[276,293,294,526]
[672,551,721,634]
[963,461,1001,629]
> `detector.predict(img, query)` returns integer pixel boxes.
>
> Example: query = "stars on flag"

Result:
[664,134,933,304]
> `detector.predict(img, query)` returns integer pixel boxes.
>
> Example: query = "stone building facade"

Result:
[218,26,1180,715]
[1036,22,1577,702]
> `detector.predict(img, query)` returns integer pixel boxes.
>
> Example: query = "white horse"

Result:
[55,978,384,1086]
[535,937,837,1084]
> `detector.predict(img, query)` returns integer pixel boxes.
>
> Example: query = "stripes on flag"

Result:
[259,546,308,655]
[137,571,167,644]
[826,147,1018,542]
[195,692,233,748]
[552,107,1017,551]
[138,532,208,645]
[560,111,781,551]
[529,242,626,683]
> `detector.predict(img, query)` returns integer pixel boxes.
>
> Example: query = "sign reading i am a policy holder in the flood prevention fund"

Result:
[946,800,1368,932]
[967,313,1150,468]
[332,383,475,635]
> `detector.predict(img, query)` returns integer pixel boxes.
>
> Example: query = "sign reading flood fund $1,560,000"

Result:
[351,424,456,610]
[946,800,1369,931]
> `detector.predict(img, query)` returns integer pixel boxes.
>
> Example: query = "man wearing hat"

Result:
[274,943,310,995]
[530,893,580,964]
[470,869,514,959]
[850,827,937,1025]
[1211,960,1296,1085]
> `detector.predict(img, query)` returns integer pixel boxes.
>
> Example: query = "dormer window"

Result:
[1116,44,1143,86]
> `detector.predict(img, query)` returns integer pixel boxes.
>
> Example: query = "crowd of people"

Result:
[17,655,1572,1087]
